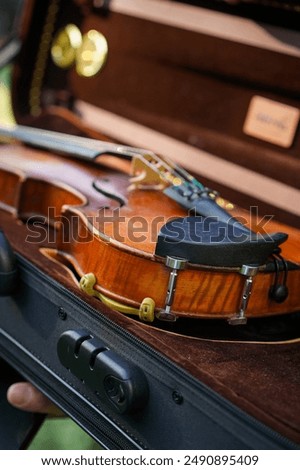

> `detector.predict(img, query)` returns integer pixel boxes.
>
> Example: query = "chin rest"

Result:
[155,216,288,267]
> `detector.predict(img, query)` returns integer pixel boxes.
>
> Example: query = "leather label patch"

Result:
[243,96,300,148]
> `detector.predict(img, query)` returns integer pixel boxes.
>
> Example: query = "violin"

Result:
[0,124,299,326]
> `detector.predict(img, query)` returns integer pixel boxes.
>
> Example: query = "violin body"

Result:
[0,138,299,324]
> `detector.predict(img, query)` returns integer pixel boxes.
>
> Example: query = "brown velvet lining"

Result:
[68,11,300,186]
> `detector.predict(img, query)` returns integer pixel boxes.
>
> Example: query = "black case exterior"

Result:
[0,254,298,450]
[0,358,44,450]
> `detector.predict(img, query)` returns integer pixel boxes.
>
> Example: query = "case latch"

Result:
[57,329,149,413]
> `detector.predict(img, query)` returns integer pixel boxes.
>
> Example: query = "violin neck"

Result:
[0,124,135,161]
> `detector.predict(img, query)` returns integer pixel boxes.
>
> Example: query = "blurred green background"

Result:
[0,65,102,451]
[28,418,102,450]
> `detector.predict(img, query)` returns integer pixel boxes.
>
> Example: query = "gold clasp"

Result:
[51,24,108,77]
[76,29,108,77]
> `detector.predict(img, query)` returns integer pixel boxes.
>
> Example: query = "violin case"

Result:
[0,0,300,449]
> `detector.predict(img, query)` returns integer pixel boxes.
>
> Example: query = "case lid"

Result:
[5,0,300,226]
